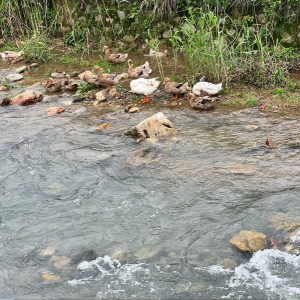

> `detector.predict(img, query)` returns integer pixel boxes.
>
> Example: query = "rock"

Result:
[245,125,259,131]
[111,249,136,265]
[230,230,267,252]
[41,272,60,282]
[183,22,196,33]
[0,97,10,106]
[0,86,7,91]
[281,32,294,44]
[218,258,238,269]
[270,213,300,231]
[227,29,236,36]
[30,62,40,68]
[15,66,28,73]
[95,87,117,102]
[173,17,181,23]
[126,148,151,165]
[49,255,70,268]
[257,13,265,22]
[106,17,113,24]
[266,135,276,147]
[45,107,65,115]
[39,247,56,257]
[95,14,102,22]
[123,35,135,43]
[229,164,256,175]
[6,73,23,82]
[95,122,111,132]
[117,11,125,20]
[43,95,59,103]
[162,30,172,39]
[129,107,139,113]
[11,90,43,105]
[124,112,176,139]
[135,247,160,262]
[72,249,99,264]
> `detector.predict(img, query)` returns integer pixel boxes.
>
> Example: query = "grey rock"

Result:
[162,30,172,39]
[43,95,59,103]
[117,11,125,20]
[6,73,23,82]
[15,66,28,74]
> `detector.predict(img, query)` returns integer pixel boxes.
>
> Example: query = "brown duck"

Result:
[44,78,62,92]
[103,46,128,63]
[64,74,79,91]
[187,93,216,110]
[78,71,99,85]
[92,65,122,89]
[163,77,190,99]
[127,59,152,79]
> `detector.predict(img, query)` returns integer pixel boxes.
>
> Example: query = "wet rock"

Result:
[124,112,176,139]
[110,250,136,265]
[18,245,35,255]
[15,66,28,73]
[270,213,300,232]
[218,258,238,269]
[95,87,116,102]
[39,247,56,257]
[41,272,60,282]
[229,164,256,175]
[71,107,87,115]
[51,71,67,78]
[45,107,65,115]
[11,90,43,105]
[230,230,267,253]
[135,247,160,262]
[43,95,59,103]
[49,255,71,268]
[126,148,151,165]
[95,122,111,132]
[62,100,73,106]
[6,73,23,82]
[245,125,259,131]
[266,135,276,147]
[129,107,139,113]
[72,249,98,264]
[0,97,10,106]
[0,86,7,91]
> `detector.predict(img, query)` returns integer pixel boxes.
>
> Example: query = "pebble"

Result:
[6,73,23,82]
[15,66,28,73]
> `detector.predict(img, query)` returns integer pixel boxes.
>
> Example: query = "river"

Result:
[1,54,300,299]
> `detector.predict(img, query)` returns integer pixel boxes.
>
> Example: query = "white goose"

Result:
[192,80,222,98]
[130,78,160,103]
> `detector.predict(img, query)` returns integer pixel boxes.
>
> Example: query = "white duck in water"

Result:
[192,80,222,97]
[130,78,160,103]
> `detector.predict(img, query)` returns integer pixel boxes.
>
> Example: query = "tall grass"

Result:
[169,10,290,87]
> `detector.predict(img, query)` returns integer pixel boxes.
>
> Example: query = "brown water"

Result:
[1,53,300,299]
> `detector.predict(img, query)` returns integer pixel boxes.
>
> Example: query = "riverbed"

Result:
[1,54,300,299]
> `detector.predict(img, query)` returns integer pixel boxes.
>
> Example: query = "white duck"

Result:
[130,78,160,103]
[192,80,222,98]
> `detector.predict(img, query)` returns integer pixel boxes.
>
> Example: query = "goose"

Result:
[44,78,62,92]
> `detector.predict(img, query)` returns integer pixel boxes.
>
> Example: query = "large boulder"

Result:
[11,90,43,105]
[124,112,176,139]
[230,230,267,252]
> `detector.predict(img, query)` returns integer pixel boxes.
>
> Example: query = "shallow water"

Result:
[1,55,300,299]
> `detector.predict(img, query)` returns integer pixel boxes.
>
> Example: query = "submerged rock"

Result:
[39,247,56,257]
[41,272,60,282]
[95,122,111,131]
[72,249,99,264]
[230,230,267,253]
[45,107,65,115]
[49,255,70,268]
[124,112,176,139]
[11,90,43,105]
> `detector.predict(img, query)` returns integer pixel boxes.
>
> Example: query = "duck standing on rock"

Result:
[127,59,152,79]
[103,46,128,63]
[187,93,216,110]
[44,78,62,92]
[163,77,190,100]
[192,80,222,98]
[92,65,122,89]
[130,78,160,103]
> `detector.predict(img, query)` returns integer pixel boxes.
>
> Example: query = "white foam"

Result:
[290,229,300,243]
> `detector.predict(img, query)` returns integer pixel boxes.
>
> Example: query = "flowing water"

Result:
[1,54,300,299]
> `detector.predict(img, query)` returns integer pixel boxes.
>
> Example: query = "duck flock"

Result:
[44,46,223,110]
